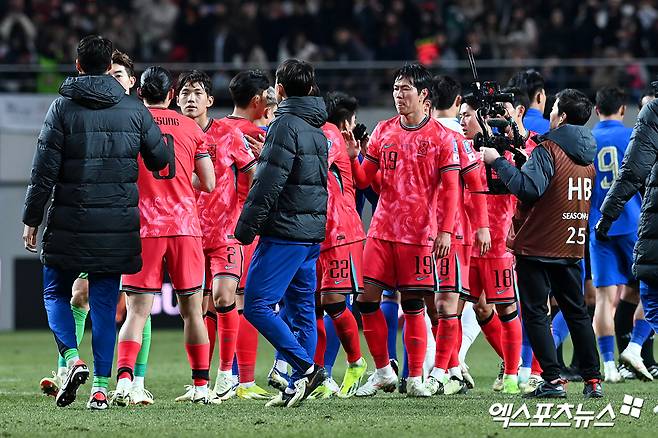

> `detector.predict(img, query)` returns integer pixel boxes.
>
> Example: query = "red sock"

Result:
[501,315,522,375]
[403,309,427,377]
[434,317,458,370]
[480,311,504,359]
[331,308,362,363]
[531,354,543,375]
[314,317,326,366]
[117,340,141,380]
[448,318,463,369]
[361,309,390,369]
[185,342,210,386]
[204,311,217,365]
[217,306,239,371]
[431,324,438,340]
[236,313,258,383]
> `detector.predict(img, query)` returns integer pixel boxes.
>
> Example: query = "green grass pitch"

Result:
[1,329,657,437]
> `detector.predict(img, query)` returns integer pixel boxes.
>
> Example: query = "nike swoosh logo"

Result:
[334,280,345,285]
[416,276,429,281]
[225,265,236,270]
[495,290,505,295]
[383,144,394,149]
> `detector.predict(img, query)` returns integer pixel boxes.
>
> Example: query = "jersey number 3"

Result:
[153,133,176,180]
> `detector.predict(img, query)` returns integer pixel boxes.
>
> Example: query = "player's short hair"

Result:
[595,87,626,116]
[324,91,359,126]
[431,75,461,111]
[77,35,113,75]
[462,93,481,111]
[229,70,270,107]
[508,69,545,102]
[275,59,315,97]
[264,86,277,106]
[394,63,433,100]
[638,84,657,109]
[555,88,592,126]
[502,86,530,113]
[140,66,173,104]
[111,49,135,78]
[178,70,213,96]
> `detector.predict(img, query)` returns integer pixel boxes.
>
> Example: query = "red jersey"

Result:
[196,119,257,249]
[471,132,538,257]
[365,116,460,246]
[321,123,366,251]
[138,108,208,238]
[222,115,266,205]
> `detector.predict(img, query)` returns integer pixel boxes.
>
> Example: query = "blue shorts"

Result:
[589,232,636,288]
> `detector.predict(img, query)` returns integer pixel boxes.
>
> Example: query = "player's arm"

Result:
[601,105,658,223]
[194,156,215,192]
[370,171,382,194]
[343,128,378,189]
[139,106,167,171]
[235,119,296,245]
[22,100,64,251]
[486,146,555,204]
[461,164,491,256]
[234,134,258,189]
[434,167,460,258]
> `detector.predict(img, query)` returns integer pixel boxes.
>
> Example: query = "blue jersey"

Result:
[523,108,550,135]
[590,120,641,236]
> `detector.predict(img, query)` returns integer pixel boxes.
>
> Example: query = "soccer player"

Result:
[175,70,260,402]
[254,86,278,129]
[309,91,368,399]
[511,69,550,135]
[112,67,216,406]
[348,64,461,397]
[221,70,274,399]
[590,87,649,381]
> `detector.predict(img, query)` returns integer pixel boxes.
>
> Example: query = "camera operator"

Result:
[481,89,603,399]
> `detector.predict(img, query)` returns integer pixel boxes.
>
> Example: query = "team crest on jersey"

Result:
[327,139,333,152]
[207,144,217,161]
[463,140,476,161]
[417,140,428,157]
[452,139,460,162]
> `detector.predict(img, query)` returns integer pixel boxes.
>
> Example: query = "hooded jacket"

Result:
[23,75,167,274]
[601,100,658,286]
[235,96,328,244]
[492,124,597,260]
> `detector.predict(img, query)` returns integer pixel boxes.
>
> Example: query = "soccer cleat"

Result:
[309,377,339,399]
[492,362,505,392]
[461,363,475,389]
[398,378,407,394]
[265,391,287,407]
[522,379,567,399]
[175,385,195,402]
[502,375,520,394]
[425,376,444,396]
[87,391,109,410]
[390,358,399,376]
[191,386,211,404]
[648,364,658,378]
[301,366,329,401]
[444,376,468,395]
[521,374,542,394]
[110,378,132,407]
[40,371,61,397]
[560,365,583,382]
[130,387,154,405]
[406,377,432,397]
[236,384,272,400]
[267,367,291,392]
[603,363,624,383]
[213,370,237,400]
[618,364,637,380]
[338,359,367,398]
[355,371,398,397]
[620,347,654,382]
[583,378,603,398]
[55,360,89,407]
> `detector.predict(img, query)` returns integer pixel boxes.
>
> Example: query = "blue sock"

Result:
[401,323,409,378]
[520,325,533,368]
[631,319,653,346]
[381,299,399,360]
[597,335,615,363]
[323,314,341,377]
[552,311,570,347]
[232,355,239,376]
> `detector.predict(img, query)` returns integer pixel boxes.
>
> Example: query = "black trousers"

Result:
[516,256,601,382]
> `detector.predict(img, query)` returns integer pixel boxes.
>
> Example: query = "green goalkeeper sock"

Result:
[57,305,88,368]
[134,316,152,378]
[92,376,109,390]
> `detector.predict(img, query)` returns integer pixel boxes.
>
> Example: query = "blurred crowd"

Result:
[1,0,657,99]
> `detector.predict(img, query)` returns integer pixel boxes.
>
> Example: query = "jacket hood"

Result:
[540,124,596,165]
[59,75,125,109]
[276,96,328,128]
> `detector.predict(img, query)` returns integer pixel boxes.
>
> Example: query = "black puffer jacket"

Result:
[235,96,328,244]
[23,75,167,274]
[601,99,658,286]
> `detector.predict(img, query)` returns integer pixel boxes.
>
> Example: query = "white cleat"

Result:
[111,378,132,407]
[175,385,195,402]
[130,386,154,405]
[426,376,444,395]
[355,372,397,397]
[87,391,110,410]
[213,370,237,400]
[520,374,542,394]
[620,347,654,382]
[192,386,211,404]
[406,377,432,397]
[492,362,505,392]
[603,363,624,384]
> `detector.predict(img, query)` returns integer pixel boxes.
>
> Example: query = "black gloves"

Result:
[594,215,613,242]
